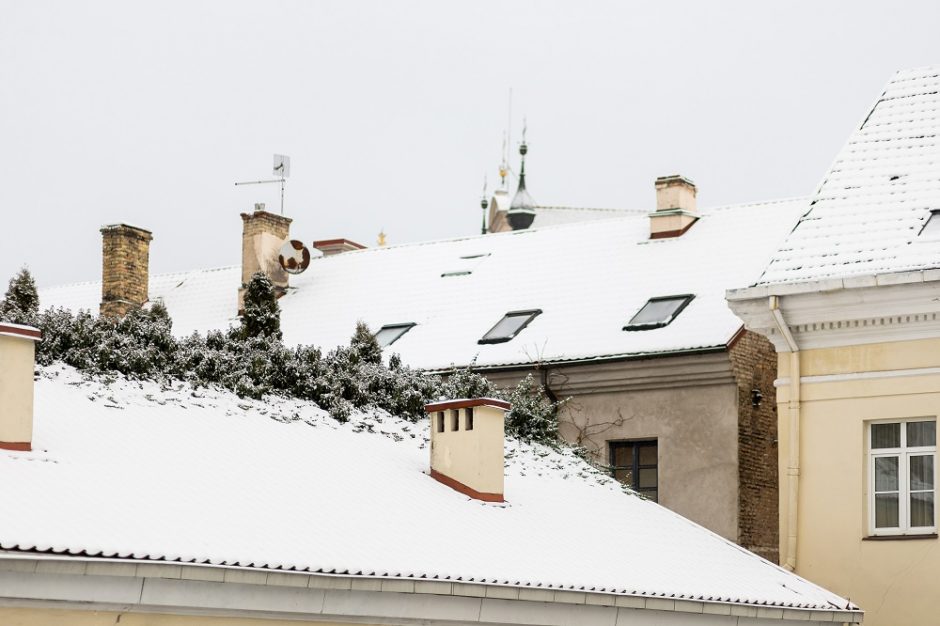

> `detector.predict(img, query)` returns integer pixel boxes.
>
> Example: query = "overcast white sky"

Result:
[2,1,938,288]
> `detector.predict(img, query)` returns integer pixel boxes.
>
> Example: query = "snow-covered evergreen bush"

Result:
[240,272,282,340]
[503,374,566,443]
[10,263,562,443]
[0,267,39,325]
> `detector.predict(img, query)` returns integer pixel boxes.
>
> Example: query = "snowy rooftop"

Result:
[41,198,807,370]
[757,66,940,285]
[0,365,855,612]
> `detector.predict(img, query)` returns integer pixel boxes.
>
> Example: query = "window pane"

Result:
[638,468,657,489]
[872,423,901,449]
[644,489,658,503]
[613,469,633,486]
[638,444,657,466]
[375,324,414,347]
[908,421,936,448]
[875,493,900,528]
[874,456,899,492]
[610,444,632,468]
[628,297,688,326]
[911,455,934,491]
[921,211,940,239]
[480,311,540,343]
[911,492,935,527]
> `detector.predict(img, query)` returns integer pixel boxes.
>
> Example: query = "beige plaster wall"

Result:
[776,338,940,626]
[430,405,504,496]
[0,333,36,445]
[0,608,365,626]
[561,384,740,542]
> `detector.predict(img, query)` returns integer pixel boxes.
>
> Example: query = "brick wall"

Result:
[729,329,779,563]
[99,224,152,318]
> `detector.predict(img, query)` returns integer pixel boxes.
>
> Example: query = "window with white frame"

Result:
[869,419,937,535]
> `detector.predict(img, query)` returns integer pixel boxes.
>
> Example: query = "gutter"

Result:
[769,295,801,572]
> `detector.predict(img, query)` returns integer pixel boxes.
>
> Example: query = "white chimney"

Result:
[650,175,699,239]
[0,323,41,452]
[425,398,510,502]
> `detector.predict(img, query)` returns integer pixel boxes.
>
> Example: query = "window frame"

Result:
[374,323,416,347]
[917,209,940,239]
[868,417,937,537]
[608,439,658,501]
[623,295,694,331]
[478,309,542,345]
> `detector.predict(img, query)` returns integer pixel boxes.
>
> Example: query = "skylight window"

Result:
[375,323,416,347]
[478,309,542,344]
[623,295,694,331]
[919,210,940,239]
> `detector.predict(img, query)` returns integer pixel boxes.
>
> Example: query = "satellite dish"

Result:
[278,240,310,274]
[273,154,291,178]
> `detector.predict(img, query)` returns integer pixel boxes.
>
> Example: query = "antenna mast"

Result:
[235,154,291,215]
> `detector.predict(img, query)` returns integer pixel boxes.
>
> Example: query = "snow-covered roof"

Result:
[41,199,807,370]
[0,365,856,613]
[528,205,644,228]
[758,66,940,285]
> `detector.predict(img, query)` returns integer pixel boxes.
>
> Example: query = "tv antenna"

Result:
[235,154,291,214]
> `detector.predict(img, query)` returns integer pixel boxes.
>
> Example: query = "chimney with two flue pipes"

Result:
[0,323,41,451]
[425,398,511,502]
[650,175,698,239]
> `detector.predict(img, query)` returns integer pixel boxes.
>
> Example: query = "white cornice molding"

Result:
[727,272,940,351]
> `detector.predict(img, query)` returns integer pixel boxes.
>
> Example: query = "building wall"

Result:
[776,337,940,626]
[484,352,743,545]
[729,331,779,563]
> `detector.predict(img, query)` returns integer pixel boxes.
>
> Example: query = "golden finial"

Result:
[377,230,387,247]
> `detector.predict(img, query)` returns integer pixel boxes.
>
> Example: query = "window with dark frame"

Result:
[375,323,416,347]
[623,295,694,331]
[466,407,474,431]
[450,409,460,431]
[478,309,542,344]
[609,440,658,501]
[436,412,445,433]
[919,210,940,239]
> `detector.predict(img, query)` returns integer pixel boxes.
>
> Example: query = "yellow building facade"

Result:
[729,273,940,626]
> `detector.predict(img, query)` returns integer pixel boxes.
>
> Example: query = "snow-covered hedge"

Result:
[1,269,564,443]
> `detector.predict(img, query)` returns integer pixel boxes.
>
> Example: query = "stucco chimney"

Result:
[100,224,153,317]
[425,398,510,502]
[313,238,367,256]
[0,323,41,451]
[650,175,698,239]
[240,206,292,309]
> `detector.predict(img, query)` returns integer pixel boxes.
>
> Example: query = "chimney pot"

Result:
[425,398,510,502]
[650,175,699,239]
[0,322,41,452]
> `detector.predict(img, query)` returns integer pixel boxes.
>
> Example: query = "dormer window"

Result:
[375,323,416,347]
[623,295,694,331]
[919,210,940,239]
[478,309,542,344]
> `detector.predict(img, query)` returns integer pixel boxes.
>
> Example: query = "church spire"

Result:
[507,122,536,230]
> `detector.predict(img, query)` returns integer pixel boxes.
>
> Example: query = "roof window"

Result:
[919,210,940,240]
[623,295,693,331]
[375,323,416,347]
[478,309,542,344]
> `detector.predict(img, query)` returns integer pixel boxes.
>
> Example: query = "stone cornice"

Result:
[727,271,940,351]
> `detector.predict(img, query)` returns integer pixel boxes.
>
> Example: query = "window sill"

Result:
[863,533,938,541]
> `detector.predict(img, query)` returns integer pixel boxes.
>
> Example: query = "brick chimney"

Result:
[650,175,699,239]
[0,323,41,451]
[425,398,510,502]
[100,224,153,317]
[313,238,366,256]
[240,205,292,310]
